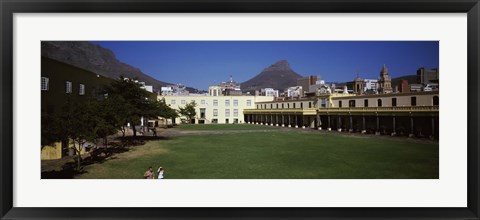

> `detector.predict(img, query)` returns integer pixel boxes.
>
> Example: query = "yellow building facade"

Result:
[159,95,274,124]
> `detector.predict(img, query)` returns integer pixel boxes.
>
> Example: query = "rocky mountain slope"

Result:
[41,41,172,92]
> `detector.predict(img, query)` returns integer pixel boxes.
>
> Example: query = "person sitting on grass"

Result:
[144,166,154,179]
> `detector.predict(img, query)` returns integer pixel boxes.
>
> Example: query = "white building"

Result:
[143,85,153,93]
[161,84,189,96]
[286,86,303,98]
[208,86,222,96]
[260,88,279,97]
[364,79,378,92]
[161,86,174,96]
[159,95,274,124]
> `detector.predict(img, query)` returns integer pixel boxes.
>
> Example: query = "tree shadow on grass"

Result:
[117,136,171,146]
[41,136,171,179]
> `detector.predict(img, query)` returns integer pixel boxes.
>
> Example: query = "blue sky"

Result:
[91,41,439,90]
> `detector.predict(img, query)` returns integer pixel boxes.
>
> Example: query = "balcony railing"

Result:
[243,106,438,114]
[319,106,438,112]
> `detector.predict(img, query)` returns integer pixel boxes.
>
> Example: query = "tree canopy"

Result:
[178,101,197,123]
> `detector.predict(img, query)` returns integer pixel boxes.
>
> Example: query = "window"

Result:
[433,96,439,106]
[213,99,218,106]
[225,100,230,106]
[276,104,279,109]
[79,84,85,95]
[201,100,206,105]
[171,100,176,105]
[257,104,259,109]
[300,103,303,109]
[181,100,186,104]
[377,99,382,107]
[233,100,238,106]
[212,119,218,124]
[287,103,290,108]
[41,77,49,91]
[213,109,218,116]
[364,99,368,107]
[339,101,342,108]
[349,100,355,107]
[225,109,230,117]
[282,103,284,108]
[392,98,397,107]
[234,109,238,117]
[65,81,72,93]
[309,102,312,108]
[293,103,296,108]
[270,104,273,109]
[411,97,417,106]
[247,100,252,106]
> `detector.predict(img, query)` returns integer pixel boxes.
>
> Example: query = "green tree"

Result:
[150,98,178,120]
[106,77,153,137]
[41,106,60,148]
[54,98,99,170]
[98,94,130,140]
[178,101,197,123]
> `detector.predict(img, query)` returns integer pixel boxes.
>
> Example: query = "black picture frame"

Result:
[1,0,479,219]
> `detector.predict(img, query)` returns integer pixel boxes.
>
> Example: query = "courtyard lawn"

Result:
[76,128,438,179]
[173,123,280,131]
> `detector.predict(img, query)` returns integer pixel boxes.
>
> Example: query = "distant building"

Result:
[219,75,242,96]
[286,86,303,98]
[161,86,174,96]
[397,80,410,93]
[316,84,332,95]
[161,84,189,96]
[297,75,318,95]
[410,84,423,92]
[353,75,364,95]
[138,82,153,93]
[208,76,242,96]
[363,79,378,93]
[261,88,279,97]
[208,86,222,96]
[377,64,393,94]
[417,67,439,85]
[308,79,326,94]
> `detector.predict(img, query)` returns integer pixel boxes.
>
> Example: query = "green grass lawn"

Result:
[173,123,280,131]
[76,125,438,179]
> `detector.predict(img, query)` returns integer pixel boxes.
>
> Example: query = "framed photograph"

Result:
[1,0,479,219]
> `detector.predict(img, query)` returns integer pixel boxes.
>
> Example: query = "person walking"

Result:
[157,166,164,179]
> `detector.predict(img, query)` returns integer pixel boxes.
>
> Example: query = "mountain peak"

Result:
[264,60,292,72]
[241,60,302,92]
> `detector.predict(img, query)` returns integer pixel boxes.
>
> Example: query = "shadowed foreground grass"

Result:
[76,129,438,179]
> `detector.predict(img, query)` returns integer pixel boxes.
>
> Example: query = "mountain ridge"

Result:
[41,41,189,93]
